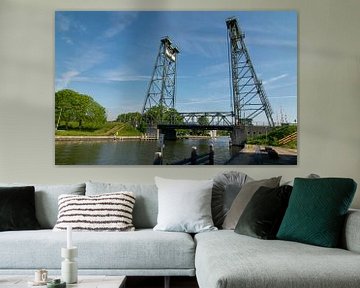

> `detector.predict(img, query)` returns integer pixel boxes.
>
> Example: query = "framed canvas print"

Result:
[55,11,297,165]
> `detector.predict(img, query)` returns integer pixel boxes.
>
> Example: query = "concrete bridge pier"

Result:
[231,126,247,146]
[160,128,177,140]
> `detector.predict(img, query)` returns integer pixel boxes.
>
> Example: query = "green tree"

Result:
[143,105,183,125]
[194,115,210,136]
[117,112,147,133]
[198,115,209,126]
[117,112,143,127]
[55,89,106,130]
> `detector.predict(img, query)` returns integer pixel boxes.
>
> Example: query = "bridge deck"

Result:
[157,124,234,131]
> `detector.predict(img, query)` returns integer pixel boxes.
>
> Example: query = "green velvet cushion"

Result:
[235,185,292,239]
[277,178,357,247]
[0,186,41,231]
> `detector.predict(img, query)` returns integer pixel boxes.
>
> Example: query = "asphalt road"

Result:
[226,145,297,165]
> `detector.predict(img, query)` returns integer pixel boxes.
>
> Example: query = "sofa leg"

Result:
[164,276,170,288]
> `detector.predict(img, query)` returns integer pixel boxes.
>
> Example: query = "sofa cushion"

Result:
[0,229,195,272]
[234,185,292,239]
[0,183,86,229]
[342,209,360,253]
[222,176,281,229]
[212,171,252,228]
[277,178,357,247]
[195,230,360,288]
[86,181,158,229]
[0,186,40,231]
[153,177,216,233]
[53,192,136,232]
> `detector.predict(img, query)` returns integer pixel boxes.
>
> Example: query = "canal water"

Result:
[55,136,239,165]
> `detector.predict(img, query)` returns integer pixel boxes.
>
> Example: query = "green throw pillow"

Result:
[277,177,357,247]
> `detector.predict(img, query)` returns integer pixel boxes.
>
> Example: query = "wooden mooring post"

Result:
[154,144,214,165]
[153,152,163,165]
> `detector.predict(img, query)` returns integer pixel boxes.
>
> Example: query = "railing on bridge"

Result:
[180,112,233,126]
[153,145,214,165]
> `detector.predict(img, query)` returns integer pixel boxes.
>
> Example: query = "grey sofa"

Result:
[0,181,360,288]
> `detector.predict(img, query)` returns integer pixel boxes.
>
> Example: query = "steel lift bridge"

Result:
[142,17,275,142]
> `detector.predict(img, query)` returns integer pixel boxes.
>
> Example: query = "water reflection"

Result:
[55,136,235,165]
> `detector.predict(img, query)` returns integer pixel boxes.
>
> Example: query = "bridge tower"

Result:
[226,17,275,127]
[142,37,179,123]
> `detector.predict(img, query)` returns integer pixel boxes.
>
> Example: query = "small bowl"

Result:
[47,279,66,288]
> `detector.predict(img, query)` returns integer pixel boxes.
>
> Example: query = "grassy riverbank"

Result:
[247,125,297,149]
[55,122,142,137]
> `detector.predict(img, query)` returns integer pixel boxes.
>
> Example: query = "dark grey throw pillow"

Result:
[0,186,41,231]
[234,185,292,239]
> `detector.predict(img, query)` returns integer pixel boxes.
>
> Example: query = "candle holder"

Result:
[61,247,78,284]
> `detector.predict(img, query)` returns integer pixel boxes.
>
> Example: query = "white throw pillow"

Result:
[153,177,217,233]
[53,192,135,232]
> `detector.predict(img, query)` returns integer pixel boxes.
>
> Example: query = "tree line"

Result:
[55,89,107,130]
[55,89,213,136]
[55,89,184,132]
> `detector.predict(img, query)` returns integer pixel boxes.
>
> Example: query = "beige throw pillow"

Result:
[222,176,281,230]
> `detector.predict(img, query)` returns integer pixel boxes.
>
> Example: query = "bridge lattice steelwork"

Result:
[142,37,179,118]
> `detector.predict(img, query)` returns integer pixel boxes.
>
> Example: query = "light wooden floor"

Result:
[126,276,199,288]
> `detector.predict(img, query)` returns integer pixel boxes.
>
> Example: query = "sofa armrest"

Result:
[342,209,360,253]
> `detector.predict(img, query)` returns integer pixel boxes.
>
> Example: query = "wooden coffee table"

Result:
[0,275,126,288]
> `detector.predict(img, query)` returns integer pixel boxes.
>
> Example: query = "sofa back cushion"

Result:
[86,181,158,229]
[0,183,86,229]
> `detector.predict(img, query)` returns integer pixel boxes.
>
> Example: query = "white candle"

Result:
[67,225,72,249]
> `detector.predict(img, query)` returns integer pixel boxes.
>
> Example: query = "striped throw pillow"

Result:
[53,192,136,231]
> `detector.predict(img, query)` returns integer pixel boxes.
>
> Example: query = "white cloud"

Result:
[56,70,80,90]
[248,38,297,49]
[103,70,149,82]
[268,95,297,99]
[104,13,138,38]
[197,62,229,77]
[64,45,107,74]
[262,73,288,85]
[57,13,87,33]
[177,34,226,58]
[62,36,73,45]
[57,14,71,32]
[56,45,107,89]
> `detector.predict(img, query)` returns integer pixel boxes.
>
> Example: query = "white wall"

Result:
[0,0,359,208]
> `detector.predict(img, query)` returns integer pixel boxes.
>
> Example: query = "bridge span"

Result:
[158,124,234,131]
[157,123,271,145]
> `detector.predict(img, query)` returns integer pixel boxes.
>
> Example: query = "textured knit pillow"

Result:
[212,171,252,228]
[235,185,293,239]
[222,176,281,229]
[0,186,41,231]
[154,177,216,233]
[53,192,136,231]
[277,178,357,247]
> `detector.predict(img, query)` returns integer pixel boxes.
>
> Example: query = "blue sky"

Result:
[55,11,297,124]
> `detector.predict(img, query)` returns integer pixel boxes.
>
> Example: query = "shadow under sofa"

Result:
[0,180,360,288]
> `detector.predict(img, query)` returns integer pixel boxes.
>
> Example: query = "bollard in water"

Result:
[190,147,197,165]
[153,152,163,165]
[209,144,214,165]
